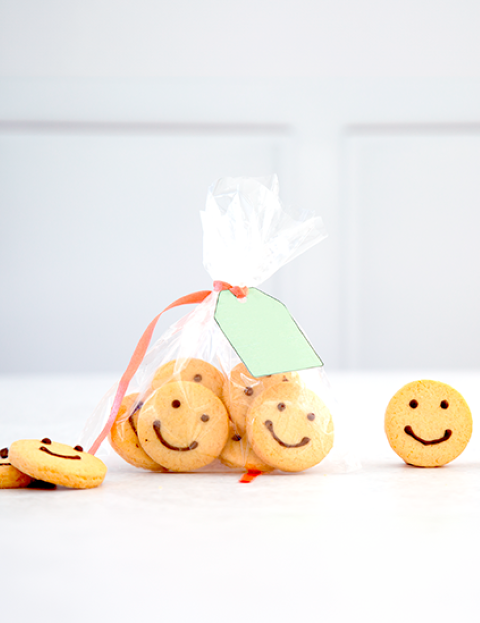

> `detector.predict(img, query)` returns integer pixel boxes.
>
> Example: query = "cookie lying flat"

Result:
[9,439,107,489]
[223,362,299,435]
[246,383,334,472]
[109,393,167,471]
[385,379,473,467]
[151,358,225,398]
[219,428,273,473]
[0,447,32,489]
[137,381,229,472]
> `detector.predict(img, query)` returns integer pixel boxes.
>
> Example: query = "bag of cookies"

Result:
[81,176,351,477]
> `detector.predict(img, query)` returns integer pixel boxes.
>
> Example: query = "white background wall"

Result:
[1,1,480,374]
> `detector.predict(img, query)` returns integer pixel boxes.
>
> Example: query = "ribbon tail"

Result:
[88,289,213,455]
[239,470,263,484]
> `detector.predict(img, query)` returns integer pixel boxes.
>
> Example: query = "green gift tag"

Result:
[214,287,323,378]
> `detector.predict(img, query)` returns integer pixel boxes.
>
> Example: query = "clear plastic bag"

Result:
[80,176,358,476]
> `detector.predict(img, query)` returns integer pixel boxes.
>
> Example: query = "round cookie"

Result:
[9,439,107,489]
[223,362,300,435]
[109,393,167,471]
[137,381,229,472]
[246,383,334,473]
[384,379,473,467]
[151,358,225,398]
[0,447,32,489]
[219,428,274,473]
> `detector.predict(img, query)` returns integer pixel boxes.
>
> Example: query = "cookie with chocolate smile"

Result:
[384,380,472,467]
[137,381,229,472]
[8,439,107,488]
[246,383,334,472]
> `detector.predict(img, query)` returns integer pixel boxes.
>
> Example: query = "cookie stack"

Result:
[109,358,334,473]
[0,440,107,489]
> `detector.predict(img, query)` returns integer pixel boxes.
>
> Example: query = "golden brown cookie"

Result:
[137,381,229,472]
[9,439,107,489]
[109,393,167,471]
[151,358,225,398]
[0,447,33,489]
[219,427,274,472]
[246,383,334,472]
[384,379,473,467]
[223,362,300,435]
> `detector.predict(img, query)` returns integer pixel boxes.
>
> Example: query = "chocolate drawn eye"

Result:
[232,434,242,441]
[277,403,286,411]
[41,438,52,444]
[244,387,254,396]
[307,413,315,421]
[0,448,8,459]
[441,400,449,409]
[200,414,210,422]
[172,400,181,408]
[74,445,83,452]
[194,374,202,382]
[409,400,418,409]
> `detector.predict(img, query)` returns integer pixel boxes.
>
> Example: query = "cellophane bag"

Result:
[80,176,358,476]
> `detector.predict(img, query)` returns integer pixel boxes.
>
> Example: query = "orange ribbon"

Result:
[239,470,262,484]
[214,280,248,299]
[88,281,247,455]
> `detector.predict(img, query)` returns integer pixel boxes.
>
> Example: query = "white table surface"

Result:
[2,370,480,623]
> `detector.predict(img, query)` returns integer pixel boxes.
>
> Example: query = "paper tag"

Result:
[214,287,323,378]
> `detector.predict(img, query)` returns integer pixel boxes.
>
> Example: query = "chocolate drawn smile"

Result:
[264,420,310,448]
[39,446,82,460]
[128,415,138,436]
[153,420,199,452]
[128,401,144,436]
[404,426,452,445]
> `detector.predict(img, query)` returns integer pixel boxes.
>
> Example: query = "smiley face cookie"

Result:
[246,383,334,472]
[385,380,473,467]
[223,362,300,435]
[109,393,167,471]
[219,428,274,473]
[151,358,225,398]
[9,439,107,488]
[0,447,33,489]
[137,381,229,472]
